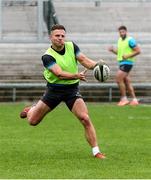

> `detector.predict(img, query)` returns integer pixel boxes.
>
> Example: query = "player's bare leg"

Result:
[116,70,129,106]
[124,75,135,98]
[20,100,51,126]
[125,75,139,105]
[71,98,105,159]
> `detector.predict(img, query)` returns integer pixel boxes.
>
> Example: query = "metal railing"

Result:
[0,82,151,102]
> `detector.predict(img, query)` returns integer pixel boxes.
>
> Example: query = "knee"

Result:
[27,116,40,126]
[125,77,131,85]
[115,75,120,83]
[29,121,37,126]
[79,114,91,128]
[116,75,123,84]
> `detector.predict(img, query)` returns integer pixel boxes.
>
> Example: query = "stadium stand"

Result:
[0,0,151,102]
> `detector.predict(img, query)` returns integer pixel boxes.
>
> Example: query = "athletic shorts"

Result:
[41,83,82,111]
[119,64,133,73]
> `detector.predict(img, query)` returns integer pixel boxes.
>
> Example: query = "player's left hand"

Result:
[96,59,106,66]
[93,59,107,69]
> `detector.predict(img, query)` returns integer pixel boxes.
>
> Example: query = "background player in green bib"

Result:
[20,24,106,159]
[108,25,141,106]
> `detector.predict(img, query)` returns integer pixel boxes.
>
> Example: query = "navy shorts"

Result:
[119,64,133,73]
[41,83,82,111]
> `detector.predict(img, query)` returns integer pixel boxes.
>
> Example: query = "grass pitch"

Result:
[0,102,151,179]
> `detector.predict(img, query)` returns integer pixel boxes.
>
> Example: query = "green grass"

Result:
[0,102,151,179]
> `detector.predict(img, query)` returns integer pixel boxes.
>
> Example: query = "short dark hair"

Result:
[118,25,127,31]
[50,24,66,32]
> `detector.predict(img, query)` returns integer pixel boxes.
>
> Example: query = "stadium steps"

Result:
[53,0,151,33]
[0,42,151,83]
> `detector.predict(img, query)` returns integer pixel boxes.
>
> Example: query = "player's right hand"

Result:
[108,46,114,52]
[78,69,88,82]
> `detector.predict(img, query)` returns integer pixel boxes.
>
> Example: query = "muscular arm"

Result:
[123,38,141,59]
[123,46,141,59]
[73,42,97,69]
[76,52,97,70]
[50,63,86,81]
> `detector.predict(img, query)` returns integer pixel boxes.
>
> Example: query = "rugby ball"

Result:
[93,64,110,82]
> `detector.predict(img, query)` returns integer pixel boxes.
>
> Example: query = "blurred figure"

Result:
[43,0,59,34]
[108,25,141,106]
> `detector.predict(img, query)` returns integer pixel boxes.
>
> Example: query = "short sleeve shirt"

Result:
[128,37,137,49]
